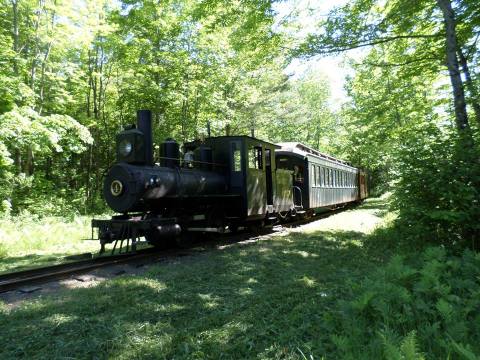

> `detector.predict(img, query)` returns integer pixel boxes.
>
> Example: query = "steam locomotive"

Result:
[92,110,367,252]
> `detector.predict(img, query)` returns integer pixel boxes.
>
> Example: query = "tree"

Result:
[297,0,480,136]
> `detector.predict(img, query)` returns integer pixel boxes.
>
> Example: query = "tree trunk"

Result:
[436,0,471,135]
[86,143,93,209]
[30,4,42,93]
[38,4,56,114]
[14,149,21,174]
[45,156,52,180]
[11,0,19,75]
[38,42,53,114]
[24,147,34,175]
[457,48,480,126]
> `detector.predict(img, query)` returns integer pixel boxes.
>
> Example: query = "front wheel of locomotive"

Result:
[145,229,176,250]
[228,221,240,234]
[174,231,198,248]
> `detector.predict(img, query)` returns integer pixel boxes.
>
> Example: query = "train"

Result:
[92,110,368,252]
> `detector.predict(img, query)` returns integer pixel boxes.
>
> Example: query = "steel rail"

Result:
[0,248,161,294]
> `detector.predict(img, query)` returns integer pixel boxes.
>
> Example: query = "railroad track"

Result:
[0,248,164,294]
[0,204,356,294]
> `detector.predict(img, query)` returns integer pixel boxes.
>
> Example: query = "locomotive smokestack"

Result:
[137,110,153,166]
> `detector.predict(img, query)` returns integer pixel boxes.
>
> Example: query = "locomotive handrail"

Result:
[155,155,226,167]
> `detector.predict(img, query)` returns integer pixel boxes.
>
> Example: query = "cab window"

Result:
[248,145,263,170]
[231,141,242,172]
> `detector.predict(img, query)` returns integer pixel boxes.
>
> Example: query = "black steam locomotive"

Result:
[93,110,367,252]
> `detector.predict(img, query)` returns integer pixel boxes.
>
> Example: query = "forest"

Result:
[1,0,480,358]
[1,0,479,245]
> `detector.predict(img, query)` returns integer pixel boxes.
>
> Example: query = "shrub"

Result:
[327,247,480,359]
[0,199,11,218]
[391,125,480,248]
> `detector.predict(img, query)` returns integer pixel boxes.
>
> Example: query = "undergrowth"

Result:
[328,247,480,359]
[0,215,99,273]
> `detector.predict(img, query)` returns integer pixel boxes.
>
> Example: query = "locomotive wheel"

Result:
[175,232,197,248]
[207,207,225,231]
[202,206,226,240]
[248,220,265,234]
[145,230,175,250]
[228,222,239,234]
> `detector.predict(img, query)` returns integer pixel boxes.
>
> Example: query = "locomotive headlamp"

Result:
[116,129,145,164]
[119,139,133,157]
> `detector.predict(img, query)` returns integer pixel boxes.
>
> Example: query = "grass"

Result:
[1,198,478,359]
[0,199,393,359]
[0,215,100,273]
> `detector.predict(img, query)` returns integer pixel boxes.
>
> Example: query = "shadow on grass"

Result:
[359,197,390,211]
[0,220,400,359]
[356,198,392,220]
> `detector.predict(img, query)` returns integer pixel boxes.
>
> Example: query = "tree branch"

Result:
[302,33,442,56]
[361,56,439,68]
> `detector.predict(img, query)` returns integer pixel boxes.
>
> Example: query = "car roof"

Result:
[276,142,357,170]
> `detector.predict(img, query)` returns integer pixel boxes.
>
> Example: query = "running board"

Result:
[187,227,225,233]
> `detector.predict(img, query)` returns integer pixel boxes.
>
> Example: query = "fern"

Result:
[380,330,425,360]
[436,298,453,321]
[379,328,403,360]
[326,247,480,358]
[449,337,478,360]
[400,331,425,360]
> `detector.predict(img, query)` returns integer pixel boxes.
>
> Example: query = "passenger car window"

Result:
[277,157,288,170]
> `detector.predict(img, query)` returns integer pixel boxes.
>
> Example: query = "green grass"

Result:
[0,216,99,273]
[0,199,478,359]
